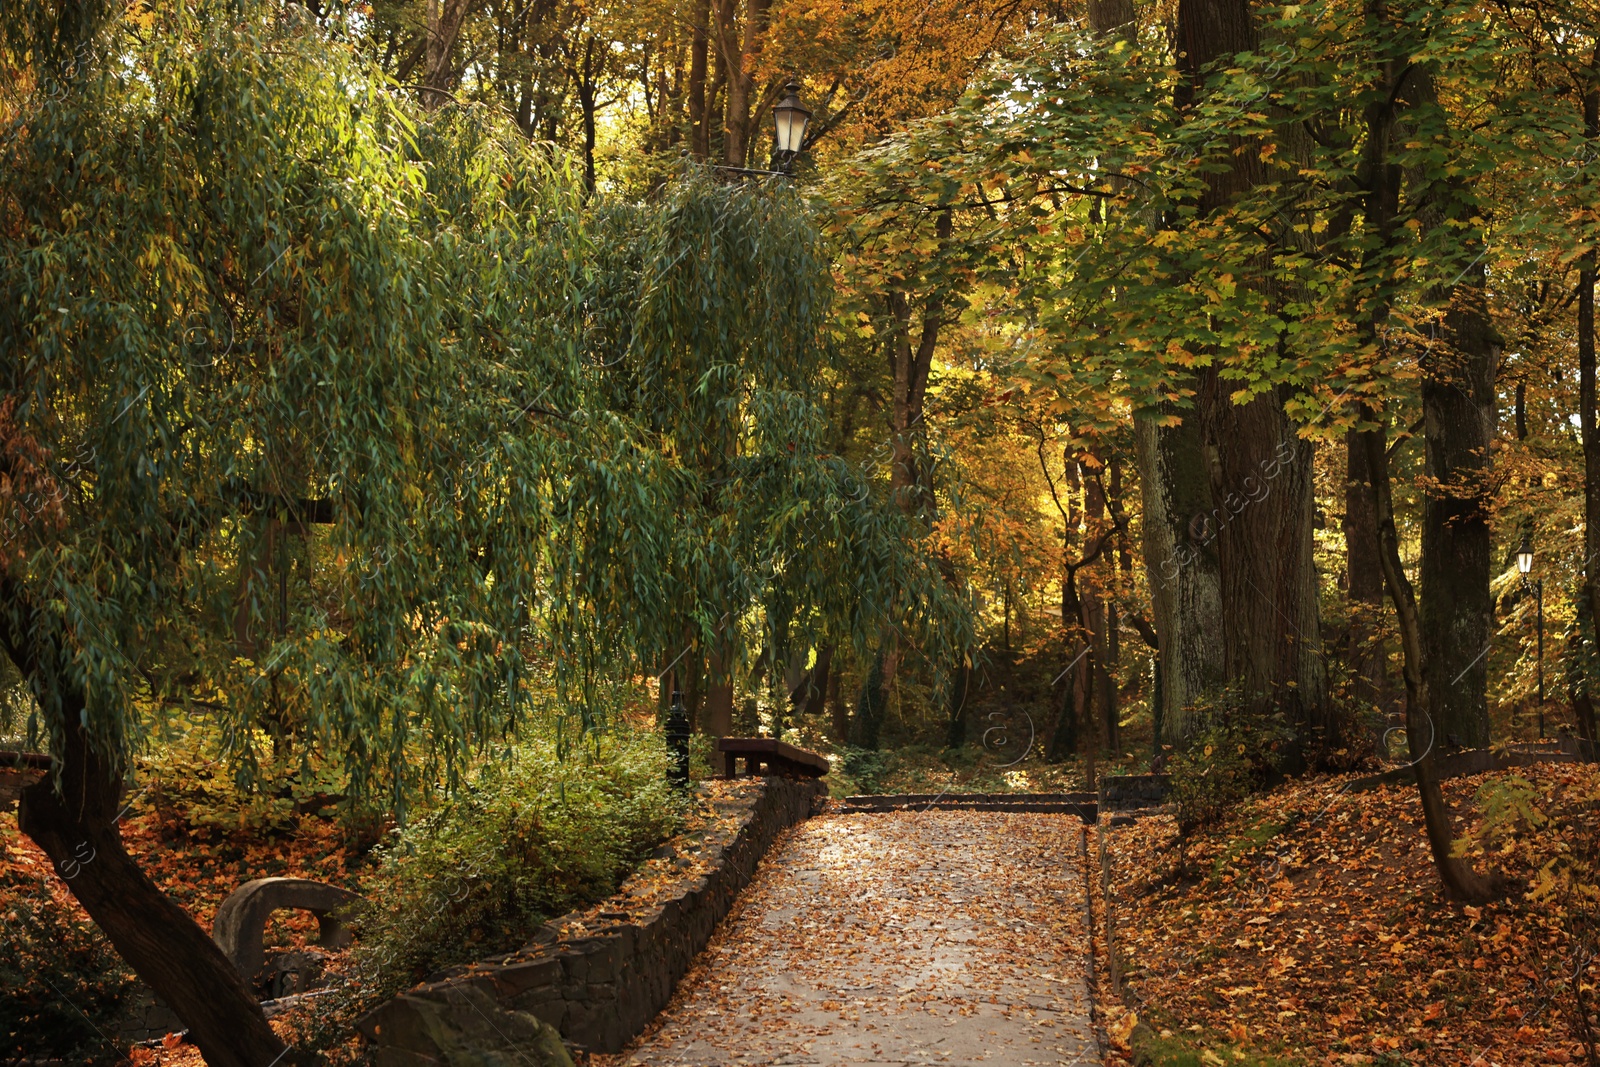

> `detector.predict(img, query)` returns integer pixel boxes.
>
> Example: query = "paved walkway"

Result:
[616,810,1097,1067]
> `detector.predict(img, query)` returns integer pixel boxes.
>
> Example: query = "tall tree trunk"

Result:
[1176,0,1326,760]
[1417,298,1497,750]
[719,0,771,167]
[1401,64,1499,751]
[946,658,971,748]
[1087,0,1136,33]
[1107,455,1131,747]
[802,644,833,720]
[828,658,849,743]
[1135,408,1224,745]
[1580,74,1600,713]
[1345,429,1390,733]
[1349,6,1493,900]
[578,62,599,193]
[1359,414,1497,903]
[885,212,951,519]
[1084,457,1117,752]
[705,640,733,737]
[1198,380,1326,762]
[422,0,472,108]
[687,0,712,161]
[851,651,887,750]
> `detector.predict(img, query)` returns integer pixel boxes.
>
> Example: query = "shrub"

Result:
[1168,688,1292,837]
[838,746,895,795]
[340,725,684,1011]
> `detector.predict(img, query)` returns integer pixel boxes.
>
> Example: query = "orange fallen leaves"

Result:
[1101,762,1600,1065]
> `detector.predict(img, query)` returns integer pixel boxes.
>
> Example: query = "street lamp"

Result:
[771,82,812,173]
[665,689,691,792]
[1518,538,1544,738]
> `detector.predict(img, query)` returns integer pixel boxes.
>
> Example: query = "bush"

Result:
[837,746,895,795]
[0,833,136,1063]
[1168,688,1292,837]
[340,725,684,1011]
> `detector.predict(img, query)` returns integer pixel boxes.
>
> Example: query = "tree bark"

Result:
[828,657,849,743]
[719,0,771,168]
[0,601,295,1067]
[687,0,712,161]
[1416,300,1497,750]
[1397,62,1499,751]
[1348,11,1493,901]
[946,658,971,748]
[422,0,473,109]
[1175,0,1327,760]
[1135,407,1224,745]
[1197,377,1326,759]
[884,211,951,520]
[802,644,832,720]
[1345,428,1390,731]
[1359,414,1498,903]
[704,636,733,737]
[1084,457,1117,752]
[1580,73,1600,715]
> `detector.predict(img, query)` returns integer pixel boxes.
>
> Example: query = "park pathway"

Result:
[612,810,1098,1067]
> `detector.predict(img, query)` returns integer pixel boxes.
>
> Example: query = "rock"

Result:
[380,984,574,1067]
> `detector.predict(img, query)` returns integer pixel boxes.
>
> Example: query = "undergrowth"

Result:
[317,725,684,1043]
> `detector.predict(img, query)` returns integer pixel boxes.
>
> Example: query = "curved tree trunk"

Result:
[1359,416,1497,903]
[13,707,292,1066]
[0,584,294,1066]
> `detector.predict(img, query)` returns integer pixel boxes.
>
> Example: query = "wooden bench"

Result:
[716,737,828,779]
[1,751,53,814]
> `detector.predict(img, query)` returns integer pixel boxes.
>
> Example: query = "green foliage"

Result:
[1467,773,1550,851]
[829,0,1595,438]
[341,726,683,1013]
[1211,816,1288,882]
[0,0,970,814]
[837,746,896,795]
[1128,1021,1307,1067]
[1169,689,1292,836]
[850,653,888,750]
[0,840,135,1062]
[0,652,32,742]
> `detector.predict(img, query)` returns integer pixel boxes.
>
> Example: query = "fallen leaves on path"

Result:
[600,810,1098,1066]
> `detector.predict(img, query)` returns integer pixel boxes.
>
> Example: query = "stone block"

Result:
[492,956,562,996]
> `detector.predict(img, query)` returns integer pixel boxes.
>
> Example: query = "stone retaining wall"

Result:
[357,775,825,1064]
[1097,774,1171,812]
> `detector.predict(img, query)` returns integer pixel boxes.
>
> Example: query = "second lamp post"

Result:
[1517,540,1544,739]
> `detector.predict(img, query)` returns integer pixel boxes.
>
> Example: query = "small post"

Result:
[666,689,691,791]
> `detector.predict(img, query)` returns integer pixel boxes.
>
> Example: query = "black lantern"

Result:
[772,82,811,171]
[665,689,691,791]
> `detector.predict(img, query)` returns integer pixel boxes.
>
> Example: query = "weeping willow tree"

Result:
[0,4,965,1064]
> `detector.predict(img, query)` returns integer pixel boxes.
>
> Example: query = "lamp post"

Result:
[665,689,691,791]
[771,82,812,173]
[1517,540,1544,738]
[711,80,812,179]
